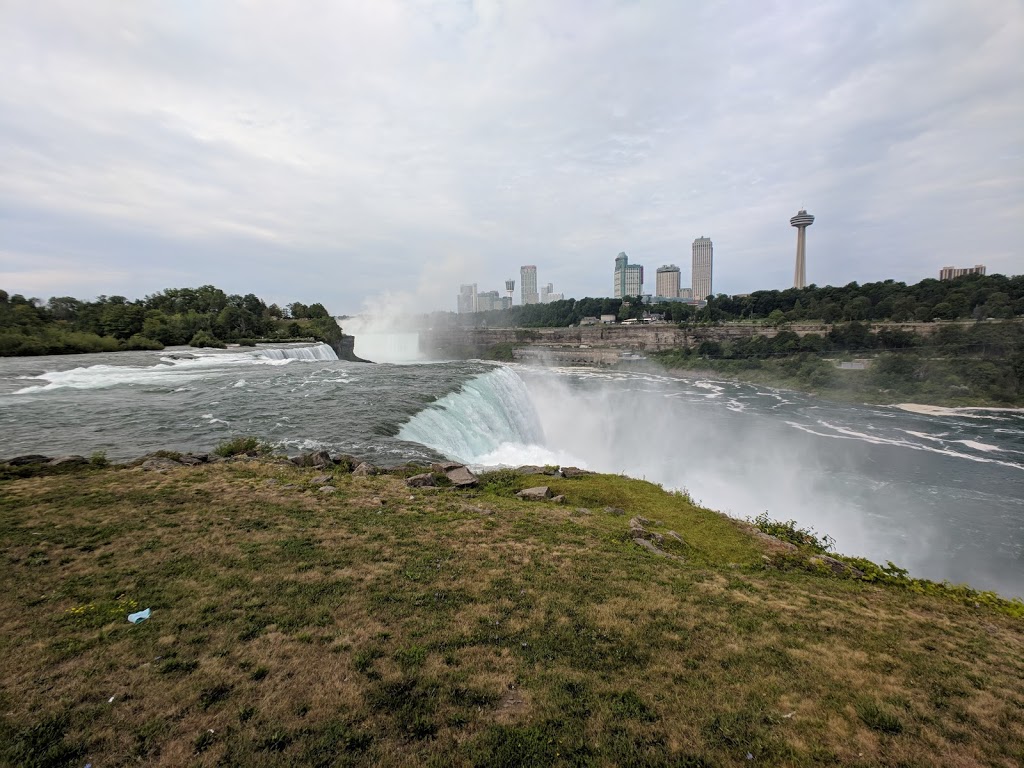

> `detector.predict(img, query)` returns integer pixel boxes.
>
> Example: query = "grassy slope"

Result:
[2,461,1023,767]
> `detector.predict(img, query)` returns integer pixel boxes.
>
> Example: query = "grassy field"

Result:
[2,459,1023,767]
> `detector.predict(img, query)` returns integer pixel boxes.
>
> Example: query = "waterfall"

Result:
[255,344,338,362]
[398,366,561,465]
[352,333,423,363]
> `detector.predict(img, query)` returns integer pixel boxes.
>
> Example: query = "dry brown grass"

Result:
[1,460,1023,767]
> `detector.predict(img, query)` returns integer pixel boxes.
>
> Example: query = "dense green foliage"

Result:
[446,273,1022,328]
[655,321,1024,405]
[0,286,343,356]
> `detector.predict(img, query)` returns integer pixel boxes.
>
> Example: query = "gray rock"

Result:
[551,495,566,504]
[516,486,552,501]
[406,472,437,488]
[6,455,50,466]
[291,450,333,468]
[431,461,464,474]
[446,466,479,487]
[352,462,377,477]
[178,455,204,466]
[573,508,592,515]
[310,473,333,485]
[47,455,88,467]
[332,454,358,471]
[633,537,684,561]
[604,506,627,516]
[629,517,665,547]
[751,530,798,553]
[516,465,558,475]
[560,466,593,478]
[141,457,182,472]
[318,485,336,494]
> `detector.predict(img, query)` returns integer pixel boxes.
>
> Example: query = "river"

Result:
[1,342,1022,598]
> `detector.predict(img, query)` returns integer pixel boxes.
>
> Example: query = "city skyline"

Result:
[1,2,1020,314]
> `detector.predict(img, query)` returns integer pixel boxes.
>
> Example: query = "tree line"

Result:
[0,285,341,356]
[447,273,1022,328]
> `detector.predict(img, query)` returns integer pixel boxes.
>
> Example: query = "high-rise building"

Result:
[939,265,986,280]
[655,265,681,298]
[691,238,713,300]
[613,252,644,298]
[790,210,814,289]
[520,265,539,305]
[679,288,694,300]
[476,290,503,312]
[457,284,477,314]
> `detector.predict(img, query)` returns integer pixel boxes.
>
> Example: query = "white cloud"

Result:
[0,0,1020,311]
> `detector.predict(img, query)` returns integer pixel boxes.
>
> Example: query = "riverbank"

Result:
[645,350,1024,409]
[2,451,1022,766]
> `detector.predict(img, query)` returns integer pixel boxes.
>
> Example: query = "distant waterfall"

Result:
[398,366,547,463]
[255,344,338,362]
[352,333,422,364]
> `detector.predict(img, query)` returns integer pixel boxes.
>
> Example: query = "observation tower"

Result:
[790,209,814,289]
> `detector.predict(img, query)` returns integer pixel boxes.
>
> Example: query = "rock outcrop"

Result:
[516,486,552,501]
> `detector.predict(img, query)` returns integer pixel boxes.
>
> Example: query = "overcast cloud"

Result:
[1,0,1021,313]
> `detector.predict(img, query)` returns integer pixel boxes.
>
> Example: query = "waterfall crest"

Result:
[398,366,547,463]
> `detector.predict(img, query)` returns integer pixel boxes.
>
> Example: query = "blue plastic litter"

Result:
[127,608,151,624]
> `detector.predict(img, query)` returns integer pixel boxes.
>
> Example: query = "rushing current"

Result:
[1,341,1022,598]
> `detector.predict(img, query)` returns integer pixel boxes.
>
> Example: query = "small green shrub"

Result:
[213,436,269,457]
[122,334,164,351]
[751,512,834,553]
[478,469,523,497]
[188,330,227,349]
[89,451,109,468]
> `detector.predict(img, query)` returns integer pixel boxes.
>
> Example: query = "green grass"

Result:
[1,459,1022,766]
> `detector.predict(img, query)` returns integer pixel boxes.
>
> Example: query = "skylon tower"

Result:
[790,209,814,289]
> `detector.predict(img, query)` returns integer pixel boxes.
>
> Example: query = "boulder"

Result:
[629,517,664,546]
[560,466,593,478]
[516,465,558,475]
[516,486,552,501]
[431,461,464,474]
[6,455,49,466]
[178,455,204,466]
[604,506,627,517]
[47,455,88,467]
[352,462,377,477]
[750,529,798,553]
[331,454,358,472]
[318,485,336,494]
[310,473,333,485]
[551,495,566,504]
[141,457,182,472]
[446,466,479,488]
[291,451,333,468]
[406,472,437,488]
[633,537,683,561]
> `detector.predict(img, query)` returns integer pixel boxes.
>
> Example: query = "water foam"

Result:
[14,344,338,393]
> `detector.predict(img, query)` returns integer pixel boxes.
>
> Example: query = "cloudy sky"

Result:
[1,0,1021,313]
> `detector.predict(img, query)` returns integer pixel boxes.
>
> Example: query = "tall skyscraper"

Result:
[456,283,477,314]
[691,238,713,301]
[655,265,681,298]
[790,209,814,289]
[613,252,644,298]
[520,265,539,305]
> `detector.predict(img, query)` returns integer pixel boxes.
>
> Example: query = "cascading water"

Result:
[255,344,338,362]
[13,343,338,393]
[397,366,575,466]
